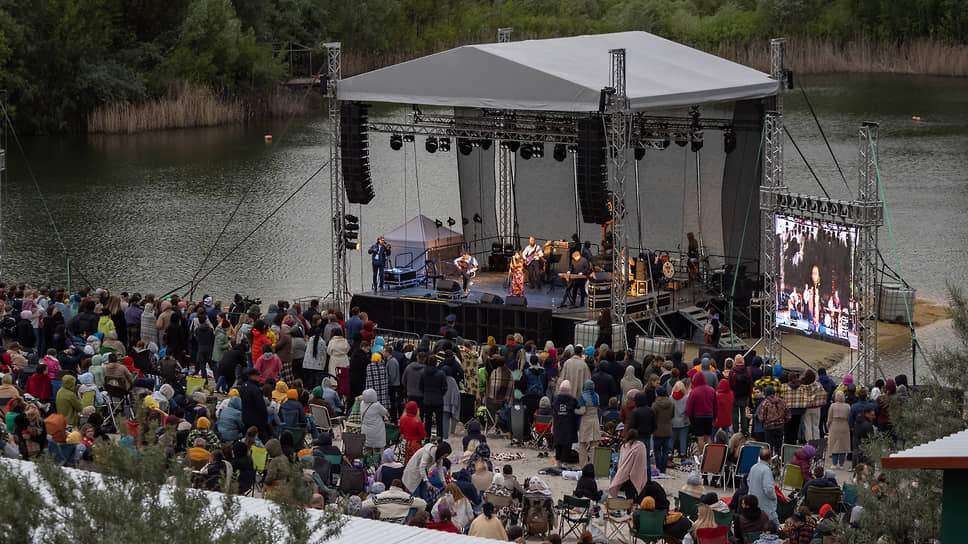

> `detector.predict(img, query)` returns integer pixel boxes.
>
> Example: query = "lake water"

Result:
[2,74,966,372]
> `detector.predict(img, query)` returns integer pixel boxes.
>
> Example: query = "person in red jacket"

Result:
[398,400,426,463]
[685,370,717,452]
[713,378,734,440]
[250,321,271,365]
[25,363,53,401]
[427,506,461,533]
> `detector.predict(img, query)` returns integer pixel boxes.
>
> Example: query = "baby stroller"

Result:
[529,412,553,452]
[522,491,556,537]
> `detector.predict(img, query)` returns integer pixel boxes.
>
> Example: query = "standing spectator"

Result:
[713,378,734,440]
[817,367,835,435]
[402,350,428,409]
[360,388,388,458]
[552,380,579,465]
[420,357,447,439]
[193,313,215,379]
[729,354,752,434]
[652,385,674,473]
[748,447,779,526]
[781,373,810,444]
[575,380,601,467]
[365,352,389,410]
[686,371,717,453]
[671,380,690,461]
[853,406,876,467]
[253,344,281,384]
[827,390,851,468]
[628,391,656,475]
[758,386,790,454]
[558,347,590,398]
[442,365,460,440]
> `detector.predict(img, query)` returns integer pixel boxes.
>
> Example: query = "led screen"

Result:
[775,215,858,349]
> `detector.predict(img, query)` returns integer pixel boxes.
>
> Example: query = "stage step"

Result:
[678,307,748,350]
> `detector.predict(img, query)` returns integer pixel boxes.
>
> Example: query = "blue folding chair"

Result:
[732,444,762,488]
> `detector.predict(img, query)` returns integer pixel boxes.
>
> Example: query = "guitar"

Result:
[456,257,478,278]
[524,246,543,265]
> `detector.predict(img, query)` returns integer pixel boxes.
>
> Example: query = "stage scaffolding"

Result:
[325,42,349,311]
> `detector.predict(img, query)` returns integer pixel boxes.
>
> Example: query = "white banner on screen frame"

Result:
[775,215,859,349]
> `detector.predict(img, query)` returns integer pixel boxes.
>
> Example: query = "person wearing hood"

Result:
[318,378,344,415]
[576,380,601,467]
[151,383,175,413]
[54,374,82,426]
[16,309,38,351]
[402,441,452,501]
[620,365,643,399]
[733,494,777,537]
[590,362,618,409]
[140,302,157,346]
[217,343,246,394]
[88,354,105,388]
[275,319,294,383]
[574,463,601,501]
[462,419,487,452]
[686,371,717,452]
[558,348,591,398]
[791,444,817,483]
[102,330,126,357]
[263,438,290,490]
[360,388,388,456]
[552,380,580,465]
[699,357,718,389]
[713,379,734,440]
[217,396,246,442]
[375,447,405,488]
[652,386,674,473]
[398,399,426,463]
[609,428,651,502]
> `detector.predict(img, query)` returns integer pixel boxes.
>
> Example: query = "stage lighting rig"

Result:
[390,134,403,150]
[723,127,737,154]
[553,143,567,161]
[502,140,520,153]
[634,146,645,161]
[458,138,473,155]
[447,217,456,227]
[479,139,492,150]
[439,137,451,152]
[473,213,483,224]
[531,142,544,158]
[425,137,438,153]
[434,218,443,228]
[519,144,533,160]
[343,214,360,250]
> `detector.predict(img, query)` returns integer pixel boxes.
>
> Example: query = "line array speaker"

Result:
[340,102,375,204]
[576,117,610,224]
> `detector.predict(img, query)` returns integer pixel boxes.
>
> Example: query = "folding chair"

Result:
[248,445,268,496]
[696,525,728,544]
[484,492,515,527]
[341,432,365,463]
[323,454,343,486]
[695,443,728,491]
[339,463,366,495]
[842,483,859,508]
[631,509,666,543]
[310,404,342,443]
[676,491,700,520]
[557,495,592,540]
[713,510,734,529]
[782,463,804,491]
[604,497,635,544]
[803,486,842,514]
[481,398,504,436]
[732,444,762,489]
[745,441,770,453]
[104,384,134,431]
[281,425,308,448]
[185,375,211,394]
[529,413,553,450]
[781,444,799,466]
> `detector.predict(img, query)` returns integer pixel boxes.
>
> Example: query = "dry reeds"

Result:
[87,84,315,134]
[719,37,968,76]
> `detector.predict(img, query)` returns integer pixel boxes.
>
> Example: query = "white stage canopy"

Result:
[382,214,464,270]
[338,31,778,111]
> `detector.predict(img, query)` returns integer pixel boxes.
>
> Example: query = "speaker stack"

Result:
[576,117,610,224]
[480,293,504,305]
[340,102,375,204]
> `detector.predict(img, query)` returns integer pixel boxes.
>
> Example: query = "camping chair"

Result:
[696,525,729,544]
[530,412,553,450]
[341,432,365,463]
[842,483,859,509]
[631,509,667,543]
[48,443,78,467]
[804,486,842,514]
[604,497,635,544]
[733,444,762,489]
[781,444,799,466]
[104,383,134,431]
[484,492,515,527]
[745,441,769,454]
[676,491,700,520]
[481,398,504,436]
[247,445,268,496]
[695,443,728,491]
[338,463,366,495]
[281,425,308,448]
[557,495,592,540]
[310,404,342,443]
[713,510,735,530]
[783,463,804,491]
[323,454,343,486]
[185,375,211,394]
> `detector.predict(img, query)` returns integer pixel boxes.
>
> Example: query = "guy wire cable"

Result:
[784,126,831,199]
[0,98,94,288]
[800,87,850,193]
[187,61,331,297]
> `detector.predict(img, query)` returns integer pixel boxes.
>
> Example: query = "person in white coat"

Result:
[402,441,452,502]
[747,446,778,526]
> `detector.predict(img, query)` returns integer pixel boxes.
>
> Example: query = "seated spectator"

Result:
[361,478,427,523]
[427,506,460,533]
[0,374,21,404]
[468,502,508,540]
[681,472,705,498]
[574,464,601,502]
[25,364,53,401]
[453,468,482,507]
[462,419,487,451]
[602,396,621,423]
[103,353,133,391]
[375,447,404,488]
[44,412,68,443]
[502,464,525,499]
[471,460,493,496]
[483,472,518,522]
[76,373,104,406]
[55,374,82,426]
[782,505,817,544]
[638,495,692,541]
[733,494,777,537]
[217,396,246,443]
[279,388,307,429]
[700,491,730,513]
[187,417,220,450]
[407,510,430,528]
[433,482,475,531]
[263,438,290,490]
[792,444,817,483]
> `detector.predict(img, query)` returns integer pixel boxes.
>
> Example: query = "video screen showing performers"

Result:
[775,215,859,349]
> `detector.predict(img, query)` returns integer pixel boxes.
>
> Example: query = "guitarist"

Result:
[521,236,544,289]
[454,250,479,296]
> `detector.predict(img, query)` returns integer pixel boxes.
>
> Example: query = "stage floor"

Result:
[373,270,705,321]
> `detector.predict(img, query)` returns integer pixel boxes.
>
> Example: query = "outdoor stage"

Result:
[349,269,715,349]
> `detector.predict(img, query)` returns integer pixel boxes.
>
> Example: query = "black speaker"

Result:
[480,293,504,305]
[576,117,610,224]
[341,102,375,204]
[436,279,461,293]
[506,295,528,307]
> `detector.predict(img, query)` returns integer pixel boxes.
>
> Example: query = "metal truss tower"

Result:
[856,122,882,385]
[496,28,516,249]
[608,48,630,349]
[325,43,348,311]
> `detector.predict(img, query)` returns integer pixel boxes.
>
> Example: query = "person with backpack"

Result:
[757,386,790,454]
[730,354,753,434]
[518,356,547,397]
[590,360,619,407]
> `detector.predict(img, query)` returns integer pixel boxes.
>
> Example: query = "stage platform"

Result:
[350,270,713,348]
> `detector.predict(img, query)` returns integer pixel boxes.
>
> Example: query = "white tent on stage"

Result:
[381,214,464,272]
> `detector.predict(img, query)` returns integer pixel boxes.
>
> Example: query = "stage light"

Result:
[425,137,438,153]
[479,139,492,150]
[502,140,519,152]
[462,217,469,225]
[343,214,360,250]
[723,128,737,154]
[634,146,645,161]
[519,144,533,160]
[447,217,456,227]
[390,134,403,150]
[403,134,414,142]
[660,139,671,150]
[553,144,567,161]
[434,218,443,228]
[458,138,473,155]
[531,142,544,158]
[690,131,704,152]
[439,137,450,152]
[675,133,688,147]
[473,213,483,224]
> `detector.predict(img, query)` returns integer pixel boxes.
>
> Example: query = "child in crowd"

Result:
[602,396,621,423]
[502,464,525,499]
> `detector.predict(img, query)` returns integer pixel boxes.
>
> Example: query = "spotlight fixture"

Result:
[675,133,689,147]
[473,213,483,224]
[390,134,403,150]
[425,137,438,153]
[458,138,473,155]
[447,217,456,227]
[553,143,567,162]
[690,131,704,153]
[519,143,533,160]
[403,134,414,142]
[434,218,443,228]
[531,142,544,158]
[479,139,492,150]
[503,140,520,153]
[462,217,469,225]
[438,137,450,152]
[634,146,645,161]
[723,128,737,154]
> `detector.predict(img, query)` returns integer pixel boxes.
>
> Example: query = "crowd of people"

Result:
[0,282,903,542]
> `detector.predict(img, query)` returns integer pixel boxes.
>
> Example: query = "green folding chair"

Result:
[783,463,804,490]
[677,491,701,520]
[632,509,667,543]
